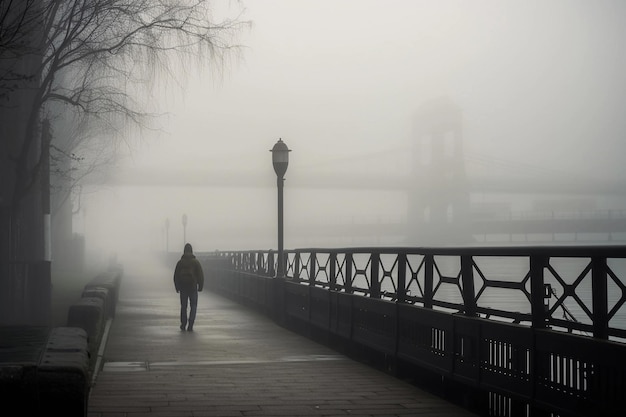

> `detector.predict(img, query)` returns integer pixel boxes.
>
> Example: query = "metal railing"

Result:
[202,245,626,417]
[214,245,626,340]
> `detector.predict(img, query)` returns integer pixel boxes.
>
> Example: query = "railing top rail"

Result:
[215,245,626,257]
[281,245,626,257]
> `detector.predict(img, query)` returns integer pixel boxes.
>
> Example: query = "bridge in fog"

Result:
[103,165,626,196]
[102,159,626,243]
[100,98,626,243]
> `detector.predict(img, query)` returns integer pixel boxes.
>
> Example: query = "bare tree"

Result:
[1,0,249,257]
[0,0,43,100]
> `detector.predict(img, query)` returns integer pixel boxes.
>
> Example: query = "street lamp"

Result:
[270,138,290,278]
[182,213,188,245]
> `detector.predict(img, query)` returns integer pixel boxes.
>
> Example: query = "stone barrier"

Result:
[0,268,122,416]
[81,287,111,319]
[67,297,104,368]
[83,270,122,318]
[38,327,90,416]
[0,326,89,416]
[65,268,122,374]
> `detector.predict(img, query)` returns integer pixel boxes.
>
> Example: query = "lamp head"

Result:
[270,138,290,178]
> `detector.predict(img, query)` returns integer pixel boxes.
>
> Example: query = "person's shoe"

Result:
[187,324,193,331]
[180,324,185,331]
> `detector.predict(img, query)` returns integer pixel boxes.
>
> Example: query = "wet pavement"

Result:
[87,266,479,416]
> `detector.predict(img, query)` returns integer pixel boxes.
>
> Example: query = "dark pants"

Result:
[179,288,198,327]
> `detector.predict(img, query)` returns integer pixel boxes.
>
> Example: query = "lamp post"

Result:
[270,138,290,278]
[182,213,188,245]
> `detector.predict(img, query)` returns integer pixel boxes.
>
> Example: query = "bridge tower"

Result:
[407,97,471,245]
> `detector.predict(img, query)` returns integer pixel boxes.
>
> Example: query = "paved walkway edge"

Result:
[90,318,112,388]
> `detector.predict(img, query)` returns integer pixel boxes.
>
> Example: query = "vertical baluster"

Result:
[310,251,316,286]
[397,252,407,303]
[330,252,337,291]
[550,354,556,386]
[294,252,300,282]
[552,354,563,384]
[567,357,572,391]
[345,252,353,294]
[424,254,434,309]
[531,253,548,328]
[370,252,380,298]
[592,256,609,339]
[503,341,507,371]
[254,252,258,272]
[461,255,477,316]
[267,251,276,277]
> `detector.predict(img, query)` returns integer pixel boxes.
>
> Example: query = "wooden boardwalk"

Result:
[87,267,479,417]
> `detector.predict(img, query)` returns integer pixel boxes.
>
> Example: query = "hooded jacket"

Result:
[174,244,204,292]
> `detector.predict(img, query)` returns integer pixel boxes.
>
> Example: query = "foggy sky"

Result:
[81,0,626,267]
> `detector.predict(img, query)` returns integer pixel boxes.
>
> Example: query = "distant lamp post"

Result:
[182,213,188,245]
[271,138,290,278]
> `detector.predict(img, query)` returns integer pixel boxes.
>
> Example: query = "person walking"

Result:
[173,243,204,331]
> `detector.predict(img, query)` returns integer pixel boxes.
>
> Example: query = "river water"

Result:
[337,252,626,339]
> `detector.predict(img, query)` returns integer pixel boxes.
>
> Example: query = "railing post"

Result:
[592,256,609,339]
[283,251,290,278]
[530,253,548,328]
[263,251,270,276]
[461,255,477,316]
[329,252,337,291]
[370,252,380,298]
[345,252,353,294]
[309,251,316,286]
[294,252,300,282]
[424,254,434,308]
[268,251,275,277]
[397,252,407,303]
[529,253,551,417]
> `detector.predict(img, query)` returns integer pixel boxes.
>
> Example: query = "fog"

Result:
[78,1,626,270]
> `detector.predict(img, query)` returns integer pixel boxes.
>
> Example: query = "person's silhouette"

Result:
[173,243,204,331]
